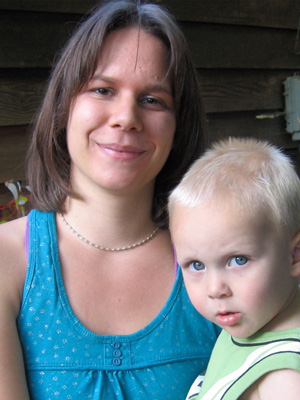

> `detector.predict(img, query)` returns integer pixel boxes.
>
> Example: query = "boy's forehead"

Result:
[169,203,188,222]
[169,201,275,234]
[170,198,229,220]
[169,205,188,235]
[169,204,203,232]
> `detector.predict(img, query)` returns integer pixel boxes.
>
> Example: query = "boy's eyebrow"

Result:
[90,73,173,96]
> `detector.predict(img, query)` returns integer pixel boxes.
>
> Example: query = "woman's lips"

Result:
[216,311,242,326]
[98,143,146,161]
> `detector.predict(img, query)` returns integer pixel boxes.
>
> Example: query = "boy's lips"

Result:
[216,311,242,326]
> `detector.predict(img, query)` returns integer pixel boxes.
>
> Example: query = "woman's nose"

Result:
[207,271,232,299]
[108,96,143,132]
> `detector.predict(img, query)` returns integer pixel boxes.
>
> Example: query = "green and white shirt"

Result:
[187,328,300,400]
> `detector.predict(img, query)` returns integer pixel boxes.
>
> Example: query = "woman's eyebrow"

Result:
[144,84,173,96]
[89,73,114,84]
[90,73,172,95]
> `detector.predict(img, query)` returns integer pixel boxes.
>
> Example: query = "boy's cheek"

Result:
[183,278,203,313]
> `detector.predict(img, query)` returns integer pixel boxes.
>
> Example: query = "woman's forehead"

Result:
[90,26,170,83]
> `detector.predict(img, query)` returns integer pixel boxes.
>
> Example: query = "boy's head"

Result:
[169,137,300,238]
[169,138,300,338]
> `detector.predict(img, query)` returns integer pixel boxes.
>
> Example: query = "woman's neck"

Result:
[61,189,156,250]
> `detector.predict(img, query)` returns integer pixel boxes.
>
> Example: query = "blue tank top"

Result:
[17,210,219,400]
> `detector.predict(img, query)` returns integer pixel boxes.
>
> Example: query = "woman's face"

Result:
[66,26,176,197]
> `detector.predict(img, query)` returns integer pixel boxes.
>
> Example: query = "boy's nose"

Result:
[207,271,232,299]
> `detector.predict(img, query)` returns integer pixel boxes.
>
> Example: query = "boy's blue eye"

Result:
[229,256,248,266]
[189,261,205,271]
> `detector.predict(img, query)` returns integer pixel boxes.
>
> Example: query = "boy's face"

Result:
[170,203,299,338]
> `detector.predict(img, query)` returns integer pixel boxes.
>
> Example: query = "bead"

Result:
[59,213,158,252]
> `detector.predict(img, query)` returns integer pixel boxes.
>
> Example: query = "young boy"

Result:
[168,138,300,400]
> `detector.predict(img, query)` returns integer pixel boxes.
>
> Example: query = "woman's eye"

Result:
[229,256,248,266]
[188,261,205,272]
[94,88,111,96]
[140,96,166,109]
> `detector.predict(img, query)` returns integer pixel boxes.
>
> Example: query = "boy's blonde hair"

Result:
[169,137,300,237]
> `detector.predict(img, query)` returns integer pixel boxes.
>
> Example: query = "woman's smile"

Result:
[96,142,146,162]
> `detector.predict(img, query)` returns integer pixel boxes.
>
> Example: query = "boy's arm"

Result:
[240,369,300,400]
[0,219,31,399]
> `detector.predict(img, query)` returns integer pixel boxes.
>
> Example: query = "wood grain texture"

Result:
[0,70,47,126]
[206,110,291,146]
[182,22,300,69]
[1,0,300,184]
[198,69,291,113]
[0,125,30,182]
[1,11,299,69]
[0,0,298,29]
[0,11,79,68]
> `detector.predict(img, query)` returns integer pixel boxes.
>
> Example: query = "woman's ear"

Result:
[291,232,300,277]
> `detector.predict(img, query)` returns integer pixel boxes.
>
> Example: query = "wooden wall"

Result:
[1,0,300,199]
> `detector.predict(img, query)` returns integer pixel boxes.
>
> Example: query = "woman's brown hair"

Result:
[27,0,207,228]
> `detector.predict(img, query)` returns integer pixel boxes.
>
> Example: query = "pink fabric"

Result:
[173,246,179,277]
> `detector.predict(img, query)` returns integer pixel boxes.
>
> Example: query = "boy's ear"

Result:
[291,232,300,277]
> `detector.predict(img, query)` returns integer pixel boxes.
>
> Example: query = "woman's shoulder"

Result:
[0,216,28,306]
[0,216,31,399]
[0,215,27,247]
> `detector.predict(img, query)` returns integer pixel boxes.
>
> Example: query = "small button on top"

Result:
[110,342,123,366]
[113,349,122,357]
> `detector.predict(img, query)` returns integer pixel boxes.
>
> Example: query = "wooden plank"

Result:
[206,111,300,171]
[0,11,79,68]
[0,0,298,29]
[0,0,98,14]
[206,110,293,148]
[183,22,300,69]
[0,9,298,69]
[0,125,30,182]
[0,70,48,126]
[0,69,291,126]
[197,69,290,113]
[164,0,300,29]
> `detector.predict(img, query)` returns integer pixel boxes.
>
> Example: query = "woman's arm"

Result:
[0,299,31,399]
[0,218,31,399]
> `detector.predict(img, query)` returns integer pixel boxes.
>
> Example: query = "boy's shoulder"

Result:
[240,368,300,400]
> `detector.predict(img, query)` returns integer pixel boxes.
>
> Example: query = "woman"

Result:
[0,1,219,399]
